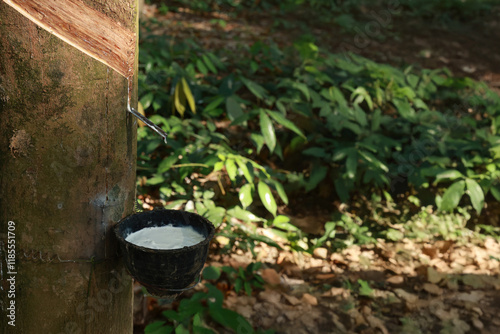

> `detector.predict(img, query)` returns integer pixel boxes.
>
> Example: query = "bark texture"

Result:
[0,0,138,333]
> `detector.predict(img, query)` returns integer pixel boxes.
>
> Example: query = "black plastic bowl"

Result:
[114,209,215,297]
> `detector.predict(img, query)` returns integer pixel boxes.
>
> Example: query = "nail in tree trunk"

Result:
[0,0,138,332]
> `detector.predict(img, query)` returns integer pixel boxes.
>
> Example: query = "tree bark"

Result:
[0,1,138,333]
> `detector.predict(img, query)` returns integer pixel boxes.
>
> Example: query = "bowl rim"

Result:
[113,209,215,254]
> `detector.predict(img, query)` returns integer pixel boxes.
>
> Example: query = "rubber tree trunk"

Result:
[0,1,138,333]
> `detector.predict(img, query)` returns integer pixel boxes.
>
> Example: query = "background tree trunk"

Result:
[0,1,138,333]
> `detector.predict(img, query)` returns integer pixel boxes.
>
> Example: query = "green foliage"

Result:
[137,11,500,255]
[204,263,265,296]
[144,283,272,334]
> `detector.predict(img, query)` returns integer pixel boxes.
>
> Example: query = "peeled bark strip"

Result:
[2,0,136,77]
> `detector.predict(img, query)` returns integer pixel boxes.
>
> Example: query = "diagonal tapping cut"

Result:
[2,0,136,78]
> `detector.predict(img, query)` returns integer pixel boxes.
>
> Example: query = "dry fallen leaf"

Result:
[260,268,282,285]
[423,283,442,295]
[301,293,318,306]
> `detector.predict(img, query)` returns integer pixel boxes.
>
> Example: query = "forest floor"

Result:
[134,4,500,333]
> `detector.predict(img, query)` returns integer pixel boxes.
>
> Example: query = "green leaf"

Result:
[316,221,336,246]
[292,82,310,101]
[434,170,464,185]
[491,185,500,201]
[371,108,381,131]
[250,133,265,153]
[175,325,190,334]
[266,110,306,139]
[260,111,277,152]
[204,96,224,112]
[272,215,298,232]
[226,206,264,223]
[208,307,253,333]
[358,279,374,297]
[258,181,277,216]
[181,78,196,113]
[225,159,238,181]
[358,150,389,172]
[235,278,243,292]
[202,54,217,74]
[145,321,172,334]
[393,98,415,120]
[239,184,254,209]
[174,81,185,117]
[346,149,358,179]
[466,178,484,214]
[244,281,252,296]
[146,174,165,186]
[235,158,254,183]
[305,164,328,192]
[303,147,327,158]
[140,92,154,110]
[241,76,268,100]
[196,59,208,75]
[439,180,465,212]
[386,229,404,241]
[158,155,179,174]
[203,266,222,280]
[272,180,289,205]
[226,96,244,121]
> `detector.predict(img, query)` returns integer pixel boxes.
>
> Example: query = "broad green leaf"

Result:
[208,307,253,333]
[226,206,264,223]
[434,170,464,185]
[213,161,224,172]
[466,178,484,214]
[239,183,253,209]
[235,158,253,183]
[250,133,265,153]
[266,110,306,139]
[196,59,208,75]
[259,111,276,152]
[173,81,185,117]
[335,178,353,203]
[358,279,374,297]
[146,174,165,186]
[202,54,217,74]
[305,164,328,192]
[204,96,224,112]
[303,147,327,158]
[258,181,277,216]
[225,96,243,121]
[244,281,252,296]
[346,149,358,179]
[145,322,172,334]
[225,159,237,181]
[292,82,310,101]
[316,221,336,246]
[491,185,500,201]
[371,109,381,131]
[273,215,298,232]
[181,78,196,113]
[175,325,190,334]
[272,180,289,205]
[351,87,373,110]
[393,98,415,120]
[203,266,221,280]
[439,180,465,212]
[359,150,388,172]
[140,92,154,110]
[241,76,267,99]
[386,229,404,241]
[158,155,179,174]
